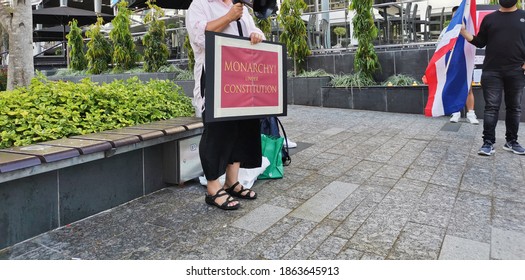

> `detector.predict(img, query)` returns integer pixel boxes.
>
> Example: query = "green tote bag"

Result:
[259,134,284,179]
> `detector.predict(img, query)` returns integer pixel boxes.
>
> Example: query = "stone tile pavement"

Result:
[1,105,525,260]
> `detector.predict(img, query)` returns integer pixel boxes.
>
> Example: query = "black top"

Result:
[471,9,525,71]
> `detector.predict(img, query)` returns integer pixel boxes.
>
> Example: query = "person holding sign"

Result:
[187,0,266,210]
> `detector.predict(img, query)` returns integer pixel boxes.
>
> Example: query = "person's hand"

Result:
[227,3,243,22]
[522,62,525,71]
[459,23,473,41]
[250,32,263,45]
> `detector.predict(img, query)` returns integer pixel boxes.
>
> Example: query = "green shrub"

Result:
[110,1,140,71]
[66,19,87,71]
[53,68,89,77]
[175,69,194,80]
[295,69,332,78]
[86,17,113,74]
[383,74,419,86]
[184,34,195,72]
[0,75,194,148]
[122,67,145,74]
[143,3,169,72]
[157,64,178,73]
[333,27,346,37]
[278,0,311,75]
[330,72,376,88]
[349,0,380,81]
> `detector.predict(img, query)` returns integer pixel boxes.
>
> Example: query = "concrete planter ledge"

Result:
[0,117,204,250]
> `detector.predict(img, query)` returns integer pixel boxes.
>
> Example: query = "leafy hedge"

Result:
[0,75,194,148]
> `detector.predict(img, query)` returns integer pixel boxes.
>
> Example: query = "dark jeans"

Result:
[480,69,525,144]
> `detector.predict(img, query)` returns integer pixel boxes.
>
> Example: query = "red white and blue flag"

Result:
[424,0,477,117]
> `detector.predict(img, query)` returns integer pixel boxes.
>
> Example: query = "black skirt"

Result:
[199,117,262,181]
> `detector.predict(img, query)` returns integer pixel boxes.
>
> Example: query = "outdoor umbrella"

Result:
[128,0,192,9]
[33,25,84,42]
[32,6,114,42]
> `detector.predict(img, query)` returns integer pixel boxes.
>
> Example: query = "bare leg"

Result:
[225,162,241,187]
[225,162,256,198]
[466,89,475,111]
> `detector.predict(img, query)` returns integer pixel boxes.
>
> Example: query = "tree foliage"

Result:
[86,17,113,74]
[254,16,272,40]
[66,19,87,71]
[143,1,169,72]
[278,0,311,75]
[349,0,380,81]
[183,34,195,72]
[109,1,140,71]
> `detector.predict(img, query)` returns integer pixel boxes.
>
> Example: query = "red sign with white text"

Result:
[220,46,279,108]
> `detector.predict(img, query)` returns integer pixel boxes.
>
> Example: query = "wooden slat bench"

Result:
[0,117,203,250]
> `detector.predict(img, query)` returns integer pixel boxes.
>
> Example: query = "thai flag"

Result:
[424,0,477,117]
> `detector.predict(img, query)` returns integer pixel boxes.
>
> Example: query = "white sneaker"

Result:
[284,138,297,148]
[450,112,461,123]
[466,111,479,124]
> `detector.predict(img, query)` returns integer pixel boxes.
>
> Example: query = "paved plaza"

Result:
[1,105,525,260]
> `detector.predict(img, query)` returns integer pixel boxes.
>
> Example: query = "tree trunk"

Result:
[0,1,34,90]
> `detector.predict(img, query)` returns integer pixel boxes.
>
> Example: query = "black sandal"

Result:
[205,189,240,210]
[225,181,257,200]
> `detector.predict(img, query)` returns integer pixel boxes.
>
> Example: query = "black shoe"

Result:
[478,141,495,156]
[503,140,525,155]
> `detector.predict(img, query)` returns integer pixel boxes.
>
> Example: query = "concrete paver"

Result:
[1,105,525,260]
[439,235,490,260]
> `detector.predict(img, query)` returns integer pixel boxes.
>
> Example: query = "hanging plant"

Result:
[66,19,87,71]
[86,17,112,74]
[278,0,311,75]
[349,0,380,81]
[109,1,140,71]
[143,1,169,72]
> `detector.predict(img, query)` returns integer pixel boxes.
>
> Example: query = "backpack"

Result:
[260,117,291,166]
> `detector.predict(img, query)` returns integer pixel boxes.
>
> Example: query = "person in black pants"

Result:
[460,0,525,156]
[187,0,266,210]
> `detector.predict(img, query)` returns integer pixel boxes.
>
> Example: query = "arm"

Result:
[461,21,487,49]
[245,15,265,44]
[460,25,474,42]
[187,2,244,50]
[207,3,263,44]
[206,3,243,32]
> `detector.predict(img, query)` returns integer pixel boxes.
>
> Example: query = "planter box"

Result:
[288,76,331,106]
[321,86,425,114]
[352,87,386,112]
[386,86,426,114]
[322,87,352,109]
